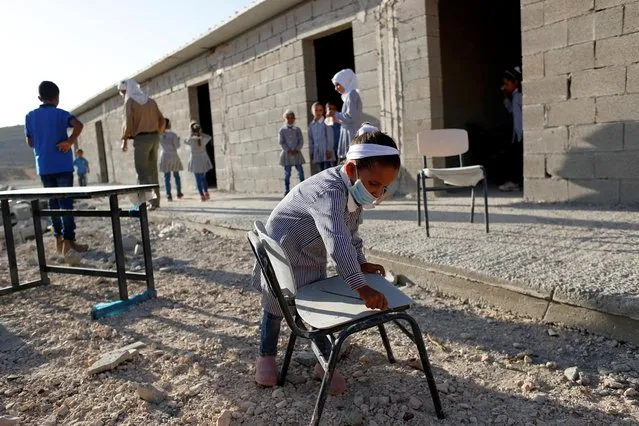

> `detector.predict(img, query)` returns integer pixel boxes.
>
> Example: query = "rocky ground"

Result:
[1,217,638,425]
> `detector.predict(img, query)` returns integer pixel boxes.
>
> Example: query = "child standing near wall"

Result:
[308,102,335,172]
[73,149,90,187]
[184,122,213,202]
[500,66,523,192]
[325,101,342,166]
[159,118,184,201]
[279,110,305,196]
[327,69,363,162]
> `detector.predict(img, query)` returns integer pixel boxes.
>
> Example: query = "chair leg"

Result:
[421,174,430,237]
[417,173,421,227]
[310,337,345,426]
[378,324,396,364]
[483,177,490,233]
[403,315,445,419]
[470,187,476,224]
[278,332,297,386]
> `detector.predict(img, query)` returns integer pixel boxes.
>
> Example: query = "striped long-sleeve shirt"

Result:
[251,167,367,316]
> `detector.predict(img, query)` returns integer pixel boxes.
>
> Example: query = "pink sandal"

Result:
[255,356,278,387]
[314,363,346,395]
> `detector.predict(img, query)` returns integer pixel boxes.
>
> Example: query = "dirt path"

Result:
[1,218,638,425]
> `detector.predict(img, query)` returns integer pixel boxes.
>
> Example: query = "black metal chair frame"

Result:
[417,154,489,237]
[247,231,444,425]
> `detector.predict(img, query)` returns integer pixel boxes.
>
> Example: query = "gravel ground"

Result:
[153,191,639,320]
[1,216,639,425]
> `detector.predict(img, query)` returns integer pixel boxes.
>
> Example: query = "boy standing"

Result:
[325,102,342,166]
[278,110,305,196]
[25,81,88,265]
[308,102,335,172]
[73,149,90,186]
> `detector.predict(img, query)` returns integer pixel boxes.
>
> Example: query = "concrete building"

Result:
[72,0,639,204]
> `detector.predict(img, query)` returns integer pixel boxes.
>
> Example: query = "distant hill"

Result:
[0,125,37,185]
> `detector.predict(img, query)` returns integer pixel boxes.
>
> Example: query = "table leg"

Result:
[109,195,128,300]
[1,199,19,287]
[31,200,50,285]
[138,203,155,291]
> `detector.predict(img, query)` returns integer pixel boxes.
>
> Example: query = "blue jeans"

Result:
[195,173,208,195]
[164,172,182,196]
[77,173,87,187]
[260,310,331,357]
[283,165,305,193]
[40,172,76,241]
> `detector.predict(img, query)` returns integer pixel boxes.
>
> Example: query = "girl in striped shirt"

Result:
[253,127,400,395]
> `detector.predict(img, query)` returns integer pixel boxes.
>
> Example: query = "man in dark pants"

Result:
[118,79,165,209]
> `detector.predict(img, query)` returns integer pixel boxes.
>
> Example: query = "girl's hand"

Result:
[361,262,386,276]
[356,285,388,310]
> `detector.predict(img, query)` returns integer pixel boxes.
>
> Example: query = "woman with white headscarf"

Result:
[118,79,165,209]
[328,69,363,162]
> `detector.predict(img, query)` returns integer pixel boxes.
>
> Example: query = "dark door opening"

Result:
[439,0,522,184]
[95,120,109,183]
[314,28,355,111]
[196,83,217,188]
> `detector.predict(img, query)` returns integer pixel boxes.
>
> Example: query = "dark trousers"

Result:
[284,165,305,192]
[40,172,76,241]
[505,142,524,185]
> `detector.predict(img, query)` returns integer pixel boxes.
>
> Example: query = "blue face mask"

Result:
[348,172,377,208]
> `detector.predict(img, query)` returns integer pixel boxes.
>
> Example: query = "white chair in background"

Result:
[416,129,489,237]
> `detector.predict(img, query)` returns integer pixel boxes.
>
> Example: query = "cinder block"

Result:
[546,153,595,178]
[523,21,567,55]
[624,1,639,34]
[523,76,568,104]
[401,38,426,62]
[524,177,569,202]
[594,151,639,178]
[397,15,428,42]
[522,2,544,30]
[525,126,569,153]
[627,64,639,94]
[544,42,594,75]
[568,14,594,45]
[569,123,624,151]
[547,98,595,126]
[523,54,544,80]
[623,121,639,150]
[312,0,331,17]
[524,154,547,178]
[595,6,623,39]
[596,32,639,66]
[544,0,594,24]
[620,179,639,203]
[595,0,626,9]
[567,179,621,203]
[404,78,432,102]
[355,51,377,73]
[596,94,639,122]
[571,66,626,98]
[523,104,545,129]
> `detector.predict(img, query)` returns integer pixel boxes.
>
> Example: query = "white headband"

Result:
[346,143,399,160]
[356,124,379,136]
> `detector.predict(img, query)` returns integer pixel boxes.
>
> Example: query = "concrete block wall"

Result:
[522,0,639,204]
[74,0,439,197]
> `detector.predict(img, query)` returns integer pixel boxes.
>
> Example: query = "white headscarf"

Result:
[332,69,359,100]
[117,79,149,105]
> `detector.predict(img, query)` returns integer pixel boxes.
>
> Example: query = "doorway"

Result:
[95,120,109,183]
[192,83,217,188]
[439,0,522,184]
[313,28,356,111]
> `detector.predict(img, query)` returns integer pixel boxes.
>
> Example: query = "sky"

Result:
[0,0,256,127]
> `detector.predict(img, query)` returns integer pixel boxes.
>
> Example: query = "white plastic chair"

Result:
[248,221,444,425]
[416,129,489,236]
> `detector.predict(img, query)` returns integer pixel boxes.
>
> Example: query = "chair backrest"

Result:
[253,221,297,298]
[417,129,469,158]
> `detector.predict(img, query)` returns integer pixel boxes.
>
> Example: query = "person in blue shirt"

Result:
[25,81,88,264]
[73,149,90,187]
